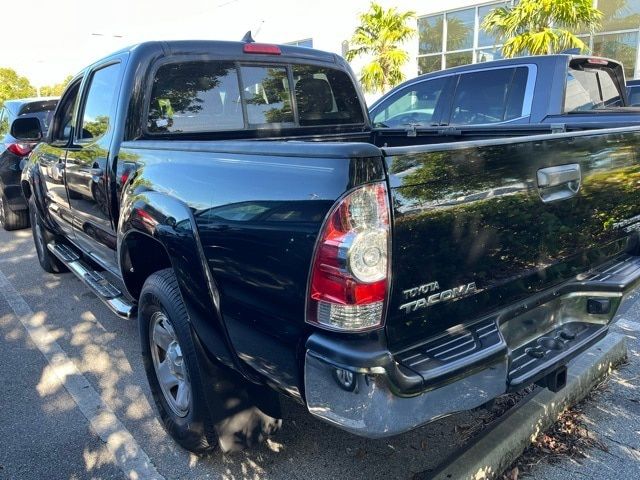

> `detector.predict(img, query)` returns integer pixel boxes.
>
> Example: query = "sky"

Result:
[2,0,245,86]
[2,0,478,89]
[1,0,371,87]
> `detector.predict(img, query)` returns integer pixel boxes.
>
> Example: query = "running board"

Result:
[47,242,136,319]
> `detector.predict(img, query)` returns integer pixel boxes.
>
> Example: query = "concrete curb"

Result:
[431,332,628,480]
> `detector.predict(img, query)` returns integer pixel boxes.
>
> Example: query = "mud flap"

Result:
[192,325,283,452]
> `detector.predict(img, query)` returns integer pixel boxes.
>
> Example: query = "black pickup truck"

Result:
[15,40,640,453]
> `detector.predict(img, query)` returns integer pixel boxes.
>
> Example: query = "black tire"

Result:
[29,198,67,273]
[0,194,30,231]
[139,268,218,454]
[139,268,283,453]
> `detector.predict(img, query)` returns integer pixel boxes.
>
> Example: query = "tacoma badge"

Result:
[399,282,477,314]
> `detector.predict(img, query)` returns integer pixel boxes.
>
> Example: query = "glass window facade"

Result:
[417,0,640,79]
[417,1,514,74]
[286,38,313,48]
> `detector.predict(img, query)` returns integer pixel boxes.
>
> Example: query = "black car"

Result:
[0,97,57,230]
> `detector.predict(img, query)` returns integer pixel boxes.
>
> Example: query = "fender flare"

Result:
[118,189,257,381]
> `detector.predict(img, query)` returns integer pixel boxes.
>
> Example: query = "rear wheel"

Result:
[139,268,283,453]
[0,194,29,231]
[139,268,218,454]
[29,198,67,273]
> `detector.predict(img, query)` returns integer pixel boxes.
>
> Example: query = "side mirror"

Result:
[11,116,43,141]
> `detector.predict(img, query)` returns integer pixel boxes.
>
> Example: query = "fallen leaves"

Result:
[501,396,609,479]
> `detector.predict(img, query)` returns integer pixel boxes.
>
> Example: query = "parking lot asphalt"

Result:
[0,227,485,480]
[524,296,640,480]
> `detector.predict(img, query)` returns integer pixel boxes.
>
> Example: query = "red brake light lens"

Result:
[6,143,32,156]
[587,58,609,65]
[243,43,282,55]
[307,182,391,332]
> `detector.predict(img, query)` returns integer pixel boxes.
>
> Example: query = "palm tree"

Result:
[481,0,603,58]
[345,3,415,94]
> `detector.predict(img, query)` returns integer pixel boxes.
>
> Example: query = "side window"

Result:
[0,108,8,136]
[239,65,294,126]
[505,67,529,121]
[628,87,640,106]
[372,76,449,127]
[449,67,527,125]
[52,81,81,143]
[148,61,243,133]
[80,63,121,140]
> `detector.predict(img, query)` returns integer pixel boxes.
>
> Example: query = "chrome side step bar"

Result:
[47,242,136,319]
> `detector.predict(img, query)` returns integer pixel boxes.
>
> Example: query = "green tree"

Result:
[481,0,603,58]
[0,67,36,107]
[346,2,416,94]
[40,75,73,97]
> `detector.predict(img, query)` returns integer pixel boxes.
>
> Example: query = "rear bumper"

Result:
[304,254,640,438]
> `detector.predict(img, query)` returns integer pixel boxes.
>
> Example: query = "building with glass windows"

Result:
[415,0,640,79]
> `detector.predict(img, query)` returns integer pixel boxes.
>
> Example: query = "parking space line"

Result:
[0,267,165,480]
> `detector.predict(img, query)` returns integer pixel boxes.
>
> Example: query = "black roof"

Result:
[3,97,59,116]
[88,40,341,71]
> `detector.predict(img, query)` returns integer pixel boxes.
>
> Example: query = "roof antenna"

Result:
[241,31,255,43]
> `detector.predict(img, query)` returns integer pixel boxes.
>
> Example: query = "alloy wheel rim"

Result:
[149,311,191,417]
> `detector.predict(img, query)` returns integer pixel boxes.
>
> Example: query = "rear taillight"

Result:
[6,143,32,156]
[307,182,391,332]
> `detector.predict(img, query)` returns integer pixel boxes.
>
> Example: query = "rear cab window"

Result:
[564,61,624,112]
[147,59,364,134]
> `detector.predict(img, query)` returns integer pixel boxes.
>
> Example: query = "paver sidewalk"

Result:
[528,293,640,479]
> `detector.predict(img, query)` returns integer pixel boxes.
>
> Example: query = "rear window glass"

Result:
[564,67,623,112]
[240,65,294,126]
[147,60,364,133]
[292,65,364,126]
[449,67,528,125]
[148,62,243,133]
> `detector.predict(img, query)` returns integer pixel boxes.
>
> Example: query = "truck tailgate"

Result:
[383,128,640,351]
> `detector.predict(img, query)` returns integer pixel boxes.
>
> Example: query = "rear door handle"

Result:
[537,164,581,202]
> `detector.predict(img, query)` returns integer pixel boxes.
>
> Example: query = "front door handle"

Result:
[537,164,581,203]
